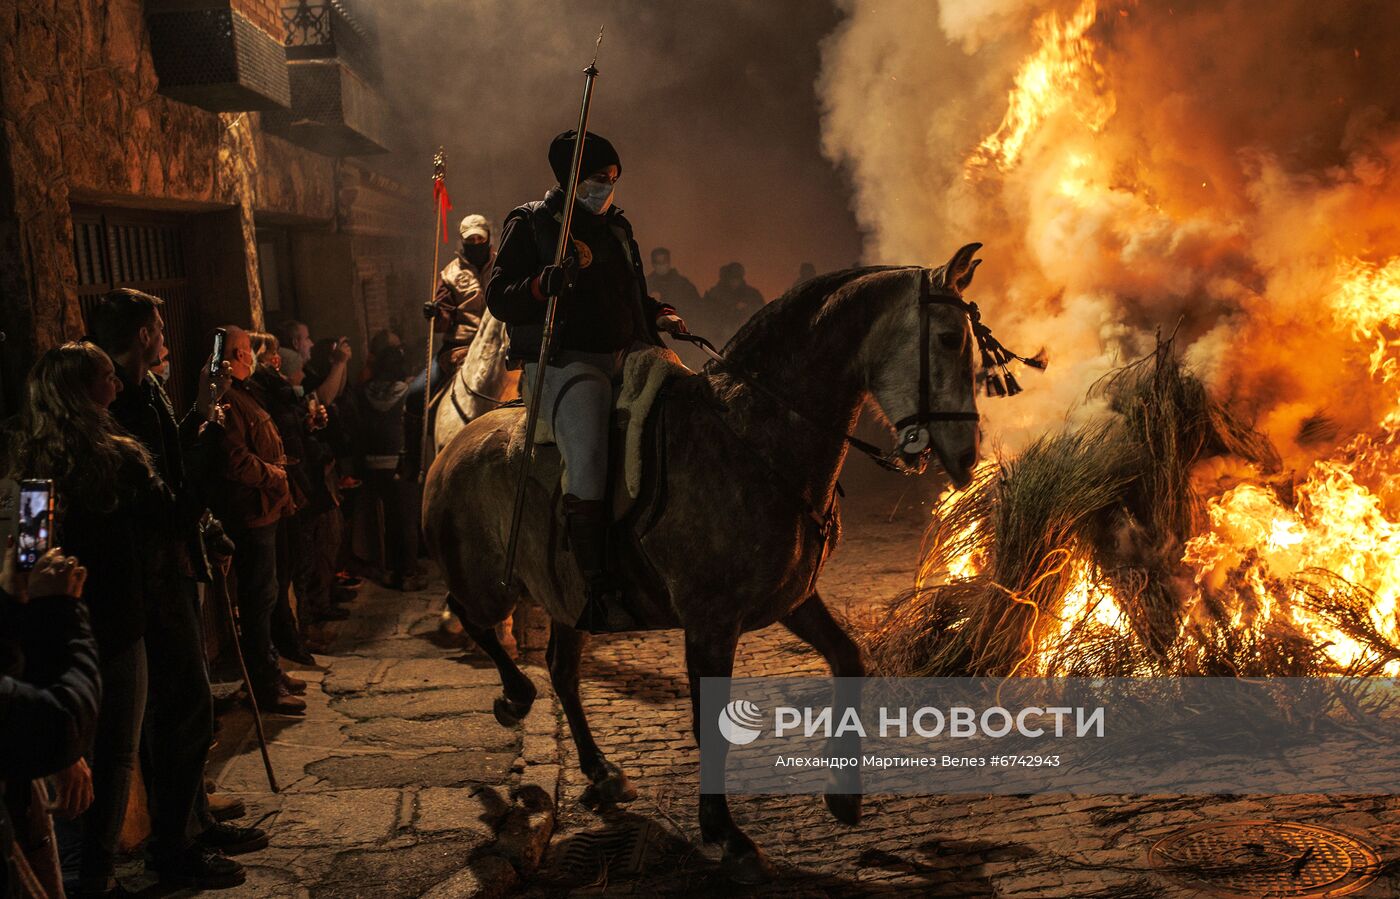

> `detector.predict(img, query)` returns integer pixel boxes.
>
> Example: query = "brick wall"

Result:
[231,0,284,40]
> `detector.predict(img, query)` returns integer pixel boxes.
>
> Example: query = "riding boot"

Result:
[562,493,622,632]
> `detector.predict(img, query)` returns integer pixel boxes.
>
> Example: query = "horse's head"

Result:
[862,244,983,488]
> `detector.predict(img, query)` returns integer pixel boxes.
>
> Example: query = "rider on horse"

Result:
[404,213,495,478]
[486,130,688,630]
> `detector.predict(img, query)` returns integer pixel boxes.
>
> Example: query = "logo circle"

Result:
[717,699,764,745]
[572,238,594,269]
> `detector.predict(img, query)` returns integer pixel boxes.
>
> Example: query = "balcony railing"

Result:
[282,0,380,85]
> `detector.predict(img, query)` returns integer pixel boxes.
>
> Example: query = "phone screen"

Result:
[210,328,227,376]
[17,480,55,572]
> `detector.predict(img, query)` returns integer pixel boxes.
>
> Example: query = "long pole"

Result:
[217,559,279,793]
[501,30,604,588]
[421,148,447,478]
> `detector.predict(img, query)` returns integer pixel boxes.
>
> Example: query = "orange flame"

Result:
[966,0,1115,175]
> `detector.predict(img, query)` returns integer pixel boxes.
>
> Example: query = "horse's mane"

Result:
[717,265,914,370]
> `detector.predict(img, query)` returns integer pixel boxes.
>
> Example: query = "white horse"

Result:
[433,308,519,454]
[429,308,520,648]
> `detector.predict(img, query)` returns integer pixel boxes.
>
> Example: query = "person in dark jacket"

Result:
[207,327,302,717]
[1,544,98,899]
[357,339,424,591]
[6,341,182,897]
[486,130,688,629]
[248,332,331,658]
[700,261,764,344]
[92,290,261,890]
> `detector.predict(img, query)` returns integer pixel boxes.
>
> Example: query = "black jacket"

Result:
[487,187,672,362]
[1,590,101,899]
[61,452,179,654]
[108,367,220,582]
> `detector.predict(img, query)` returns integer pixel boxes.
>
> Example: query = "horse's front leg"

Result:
[683,624,774,884]
[782,593,865,825]
[547,623,636,804]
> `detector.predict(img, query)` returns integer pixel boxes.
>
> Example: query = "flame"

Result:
[878,2,1400,676]
[1330,257,1400,386]
[966,0,1115,175]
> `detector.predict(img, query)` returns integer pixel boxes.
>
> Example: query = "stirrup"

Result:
[573,578,627,633]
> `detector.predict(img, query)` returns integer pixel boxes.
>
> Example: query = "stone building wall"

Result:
[0,0,417,412]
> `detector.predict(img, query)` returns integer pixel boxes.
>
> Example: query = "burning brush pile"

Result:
[866,337,1400,679]
[823,0,1400,683]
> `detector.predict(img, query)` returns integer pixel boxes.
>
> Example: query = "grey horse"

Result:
[423,246,987,881]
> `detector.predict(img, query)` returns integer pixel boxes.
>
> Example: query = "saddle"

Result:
[527,345,692,520]
[515,346,692,631]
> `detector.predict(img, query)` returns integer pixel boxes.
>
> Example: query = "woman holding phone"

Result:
[6,341,184,897]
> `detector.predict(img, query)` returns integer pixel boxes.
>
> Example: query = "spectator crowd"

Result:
[0,288,424,898]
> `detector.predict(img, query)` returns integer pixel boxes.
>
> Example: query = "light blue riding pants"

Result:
[522,349,625,502]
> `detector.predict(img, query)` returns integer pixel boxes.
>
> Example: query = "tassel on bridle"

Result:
[966,301,1047,398]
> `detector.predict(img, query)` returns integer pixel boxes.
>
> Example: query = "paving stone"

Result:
[331,686,502,721]
[306,749,518,789]
[307,837,489,899]
[344,714,518,751]
[272,789,402,847]
[415,786,508,836]
[420,856,519,899]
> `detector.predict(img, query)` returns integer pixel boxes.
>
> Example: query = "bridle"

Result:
[890,269,982,457]
[680,266,1044,473]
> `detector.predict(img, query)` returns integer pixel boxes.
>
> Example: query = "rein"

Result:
[675,266,1040,471]
[677,330,906,474]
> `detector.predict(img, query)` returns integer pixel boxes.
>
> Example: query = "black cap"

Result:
[548,130,621,186]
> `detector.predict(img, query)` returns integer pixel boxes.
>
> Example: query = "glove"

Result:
[538,257,579,297]
[422,301,439,321]
[656,314,688,335]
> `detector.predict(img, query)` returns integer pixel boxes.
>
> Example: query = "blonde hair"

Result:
[249,331,281,371]
[8,341,154,512]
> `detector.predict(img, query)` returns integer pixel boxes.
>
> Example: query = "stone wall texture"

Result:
[0,0,417,407]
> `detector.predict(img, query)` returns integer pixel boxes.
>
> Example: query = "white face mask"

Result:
[577,179,615,214]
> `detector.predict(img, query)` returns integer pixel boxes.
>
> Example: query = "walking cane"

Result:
[501,28,605,589]
[216,557,280,793]
[421,147,451,480]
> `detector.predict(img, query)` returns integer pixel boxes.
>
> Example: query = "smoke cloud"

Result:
[374,0,861,304]
[820,0,1400,465]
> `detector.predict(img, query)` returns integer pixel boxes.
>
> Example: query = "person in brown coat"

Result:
[207,326,302,715]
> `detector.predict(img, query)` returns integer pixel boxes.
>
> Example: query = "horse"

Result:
[422,245,988,882]
[433,308,519,454]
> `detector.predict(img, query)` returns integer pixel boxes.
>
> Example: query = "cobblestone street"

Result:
[179,467,1400,898]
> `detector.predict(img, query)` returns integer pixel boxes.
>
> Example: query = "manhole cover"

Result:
[552,822,650,879]
[1149,821,1380,898]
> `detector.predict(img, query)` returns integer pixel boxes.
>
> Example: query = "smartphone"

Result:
[210,327,227,376]
[17,479,55,572]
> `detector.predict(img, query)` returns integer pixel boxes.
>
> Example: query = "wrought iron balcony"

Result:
[282,0,381,85]
[146,0,292,112]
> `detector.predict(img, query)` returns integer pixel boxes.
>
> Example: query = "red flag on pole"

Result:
[432,148,452,243]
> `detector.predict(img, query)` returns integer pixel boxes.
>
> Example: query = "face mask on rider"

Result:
[462,241,491,269]
[577,178,615,215]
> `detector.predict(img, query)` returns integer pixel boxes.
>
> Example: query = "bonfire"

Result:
[866,338,1400,681]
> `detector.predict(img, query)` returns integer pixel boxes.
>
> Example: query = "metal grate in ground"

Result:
[550,821,651,881]
[1149,820,1381,898]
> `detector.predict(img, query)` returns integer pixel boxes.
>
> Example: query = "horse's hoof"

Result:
[492,695,532,727]
[722,842,774,885]
[582,761,637,805]
[824,792,863,825]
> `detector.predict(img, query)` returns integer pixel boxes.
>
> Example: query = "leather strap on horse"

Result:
[674,331,904,473]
